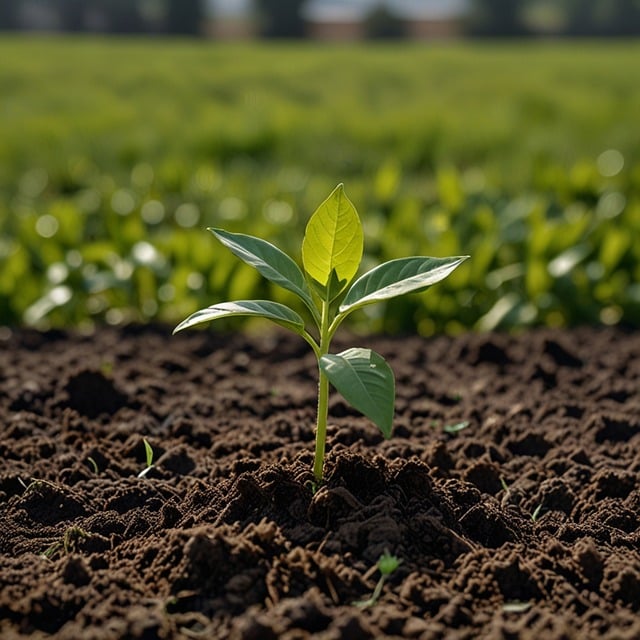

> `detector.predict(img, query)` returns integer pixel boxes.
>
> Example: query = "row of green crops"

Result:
[1,38,639,333]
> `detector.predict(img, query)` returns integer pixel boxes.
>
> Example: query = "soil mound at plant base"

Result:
[1,325,639,639]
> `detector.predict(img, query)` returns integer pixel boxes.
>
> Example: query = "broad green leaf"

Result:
[302,183,363,301]
[320,347,395,438]
[210,228,316,314]
[173,300,305,334]
[339,255,469,315]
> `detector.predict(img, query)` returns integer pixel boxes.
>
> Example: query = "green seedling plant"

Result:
[531,503,544,522]
[430,419,470,434]
[353,550,403,608]
[174,184,468,483]
[443,420,470,434]
[137,438,154,478]
[503,601,533,614]
[87,456,99,474]
[500,476,512,507]
[19,477,61,493]
[40,526,90,560]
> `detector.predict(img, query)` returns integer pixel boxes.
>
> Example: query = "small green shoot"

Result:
[137,438,154,478]
[500,476,511,507]
[100,360,114,376]
[174,184,468,482]
[502,601,533,614]
[40,526,90,560]
[87,456,99,474]
[531,503,543,522]
[20,477,61,494]
[353,550,403,608]
[40,541,61,560]
[443,420,470,434]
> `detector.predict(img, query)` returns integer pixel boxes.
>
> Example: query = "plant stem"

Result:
[370,574,387,604]
[313,300,332,483]
[313,366,329,483]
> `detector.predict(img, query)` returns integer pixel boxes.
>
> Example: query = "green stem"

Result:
[327,311,345,340]
[313,366,329,483]
[313,300,332,484]
[370,575,387,604]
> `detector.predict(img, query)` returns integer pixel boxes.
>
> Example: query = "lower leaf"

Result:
[319,347,395,438]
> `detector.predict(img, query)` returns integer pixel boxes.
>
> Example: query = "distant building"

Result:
[7,0,470,39]
[302,0,470,40]
[395,0,470,38]
[204,0,257,38]
[302,3,367,40]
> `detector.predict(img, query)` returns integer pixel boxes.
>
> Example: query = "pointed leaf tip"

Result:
[208,227,317,316]
[340,255,468,315]
[302,184,363,301]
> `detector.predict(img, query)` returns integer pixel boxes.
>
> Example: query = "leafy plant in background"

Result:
[174,184,468,482]
[2,42,639,331]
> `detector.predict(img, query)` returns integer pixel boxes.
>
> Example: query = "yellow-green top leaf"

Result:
[302,183,363,301]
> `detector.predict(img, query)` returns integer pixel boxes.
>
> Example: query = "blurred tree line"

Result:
[0,0,638,37]
[472,0,640,37]
[0,0,204,35]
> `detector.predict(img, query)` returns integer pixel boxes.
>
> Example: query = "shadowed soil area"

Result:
[1,325,639,639]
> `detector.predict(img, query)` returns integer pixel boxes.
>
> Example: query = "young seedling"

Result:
[137,438,154,478]
[40,526,90,560]
[502,601,533,613]
[87,456,99,475]
[500,476,511,507]
[431,419,470,435]
[353,550,403,608]
[531,503,544,522]
[174,184,468,483]
[20,477,61,493]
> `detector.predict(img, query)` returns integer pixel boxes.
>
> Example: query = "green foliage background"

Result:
[1,38,639,333]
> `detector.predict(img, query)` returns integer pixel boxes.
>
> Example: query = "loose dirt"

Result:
[1,325,639,639]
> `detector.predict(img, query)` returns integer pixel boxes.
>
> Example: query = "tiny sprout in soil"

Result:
[40,526,90,560]
[430,419,470,434]
[353,550,403,608]
[174,184,468,482]
[87,456,99,474]
[137,438,154,478]
[502,601,533,614]
[531,503,544,522]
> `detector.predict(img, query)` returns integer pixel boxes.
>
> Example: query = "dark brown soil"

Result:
[1,325,640,639]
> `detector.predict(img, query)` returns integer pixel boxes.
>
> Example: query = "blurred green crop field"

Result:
[1,37,639,333]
